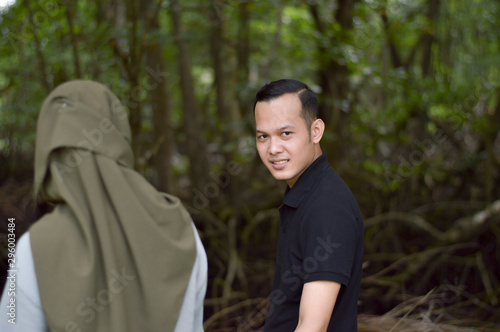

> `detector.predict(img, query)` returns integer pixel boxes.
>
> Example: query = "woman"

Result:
[0,80,207,331]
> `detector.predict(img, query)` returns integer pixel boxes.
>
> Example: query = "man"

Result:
[254,79,364,331]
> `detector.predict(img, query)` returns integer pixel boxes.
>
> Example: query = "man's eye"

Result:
[257,135,268,140]
[282,131,292,136]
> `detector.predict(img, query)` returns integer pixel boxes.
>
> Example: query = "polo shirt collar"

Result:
[282,153,329,208]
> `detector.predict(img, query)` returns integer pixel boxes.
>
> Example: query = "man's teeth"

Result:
[273,160,288,165]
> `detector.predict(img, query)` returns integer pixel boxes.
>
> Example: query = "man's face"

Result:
[255,93,320,188]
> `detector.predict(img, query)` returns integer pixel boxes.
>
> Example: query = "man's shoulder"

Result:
[306,167,357,205]
[299,168,363,227]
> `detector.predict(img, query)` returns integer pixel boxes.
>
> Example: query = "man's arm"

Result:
[294,280,341,332]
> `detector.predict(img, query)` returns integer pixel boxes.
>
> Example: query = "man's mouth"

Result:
[270,159,289,169]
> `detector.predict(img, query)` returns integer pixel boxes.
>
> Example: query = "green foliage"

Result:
[0,0,497,189]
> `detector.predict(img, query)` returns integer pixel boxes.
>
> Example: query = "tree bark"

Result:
[308,0,359,162]
[108,0,143,161]
[112,0,143,163]
[236,0,251,122]
[210,1,229,121]
[24,0,51,93]
[142,0,174,193]
[170,0,208,188]
[483,88,500,202]
[63,0,82,78]
[421,0,440,77]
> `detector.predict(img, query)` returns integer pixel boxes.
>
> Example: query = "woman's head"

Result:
[34,80,134,201]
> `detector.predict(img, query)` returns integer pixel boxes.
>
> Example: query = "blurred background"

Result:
[0,0,499,330]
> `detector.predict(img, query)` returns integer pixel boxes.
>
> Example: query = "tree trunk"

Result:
[309,0,359,163]
[236,0,251,122]
[126,0,143,161]
[24,0,51,93]
[142,0,174,193]
[170,0,208,189]
[484,88,500,202]
[107,0,143,162]
[63,0,82,78]
[210,1,229,121]
[421,0,440,77]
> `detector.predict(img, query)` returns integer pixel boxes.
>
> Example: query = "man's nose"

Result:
[269,138,284,155]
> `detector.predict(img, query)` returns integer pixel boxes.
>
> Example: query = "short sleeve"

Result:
[300,201,359,287]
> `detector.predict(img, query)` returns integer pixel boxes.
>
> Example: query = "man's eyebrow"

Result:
[256,125,295,134]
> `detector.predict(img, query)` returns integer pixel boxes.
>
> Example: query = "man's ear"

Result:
[311,118,325,144]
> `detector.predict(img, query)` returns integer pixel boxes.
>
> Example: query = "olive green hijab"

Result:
[30,80,197,331]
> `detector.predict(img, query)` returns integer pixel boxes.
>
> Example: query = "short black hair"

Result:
[253,79,318,132]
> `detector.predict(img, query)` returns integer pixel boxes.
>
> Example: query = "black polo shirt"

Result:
[263,154,364,332]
